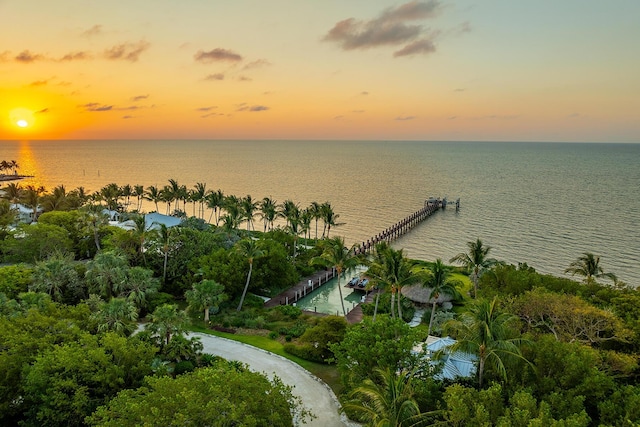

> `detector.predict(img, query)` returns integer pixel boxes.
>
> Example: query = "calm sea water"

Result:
[2,140,639,286]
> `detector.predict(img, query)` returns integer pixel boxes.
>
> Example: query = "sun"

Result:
[10,108,36,129]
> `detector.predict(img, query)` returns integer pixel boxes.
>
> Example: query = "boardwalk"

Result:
[264,197,459,323]
[345,290,378,324]
[264,268,337,309]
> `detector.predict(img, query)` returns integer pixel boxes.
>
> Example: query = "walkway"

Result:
[190,332,358,426]
[264,268,336,309]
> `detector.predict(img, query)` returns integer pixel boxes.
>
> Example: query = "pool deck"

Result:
[264,269,380,323]
[263,269,336,309]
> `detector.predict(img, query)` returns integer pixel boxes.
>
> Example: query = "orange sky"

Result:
[1,1,639,142]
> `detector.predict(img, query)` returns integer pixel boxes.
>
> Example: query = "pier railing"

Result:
[354,197,459,255]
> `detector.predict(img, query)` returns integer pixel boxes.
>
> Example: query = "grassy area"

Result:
[190,325,342,393]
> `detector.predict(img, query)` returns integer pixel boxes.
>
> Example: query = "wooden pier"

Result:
[354,197,459,255]
[264,196,459,322]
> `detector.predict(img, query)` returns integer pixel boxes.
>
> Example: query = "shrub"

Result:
[174,360,195,375]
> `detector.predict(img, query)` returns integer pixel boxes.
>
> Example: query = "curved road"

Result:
[189,332,356,427]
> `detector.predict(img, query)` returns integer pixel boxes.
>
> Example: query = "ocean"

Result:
[2,140,639,286]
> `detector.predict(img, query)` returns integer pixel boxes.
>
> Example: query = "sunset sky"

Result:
[1,0,638,142]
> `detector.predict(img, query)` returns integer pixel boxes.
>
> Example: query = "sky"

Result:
[1,0,639,142]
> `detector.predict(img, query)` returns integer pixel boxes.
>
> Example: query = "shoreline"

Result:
[0,175,32,182]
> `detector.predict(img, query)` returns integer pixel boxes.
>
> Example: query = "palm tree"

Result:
[129,213,155,264]
[133,184,145,211]
[121,184,133,211]
[205,189,224,225]
[160,185,173,215]
[144,185,162,212]
[309,201,322,240]
[21,184,46,222]
[259,196,277,232]
[367,242,420,321]
[40,184,69,212]
[421,259,461,336]
[167,179,181,212]
[78,204,109,252]
[311,236,361,317]
[192,182,208,218]
[10,160,19,175]
[344,368,437,427]
[300,208,313,243]
[99,183,121,211]
[0,199,18,230]
[85,251,129,300]
[279,199,299,229]
[186,279,228,322]
[449,238,498,298]
[240,194,258,232]
[444,296,530,388]
[321,202,343,238]
[92,297,138,335]
[2,182,22,203]
[121,266,159,312]
[30,253,80,303]
[564,252,616,284]
[156,223,173,284]
[235,238,265,311]
[148,303,188,347]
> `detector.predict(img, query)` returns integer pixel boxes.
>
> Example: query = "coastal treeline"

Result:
[1,179,639,426]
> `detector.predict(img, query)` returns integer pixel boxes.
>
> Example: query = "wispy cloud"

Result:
[82,25,103,38]
[35,108,50,114]
[196,106,217,112]
[103,41,150,62]
[82,103,113,112]
[28,79,50,87]
[393,37,436,57]
[395,115,416,121]
[204,73,225,81]
[60,51,93,61]
[242,59,271,70]
[323,0,442,57]
[15,50,45,63]
[131,95,149,102]
[236,104,269,112]
[194,48,242,63]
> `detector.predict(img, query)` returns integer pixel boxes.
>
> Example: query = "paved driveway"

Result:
[190,332,357,426]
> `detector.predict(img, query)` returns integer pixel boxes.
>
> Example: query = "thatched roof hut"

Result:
[401,285,455,305]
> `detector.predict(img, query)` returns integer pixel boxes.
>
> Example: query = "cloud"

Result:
[323,0,441,56]
[393,37,436,57]
[237,75,252,81]
[204,73,225,81]
[0,51,10,62]
[35,108,49,114]
[60,51,93,61]
[29,79,50,87]
[82,25,103,37]
[82,103,113,112]
[131,95,149,102]
[196,106,217,112]
[395,115,416,121]
[103,41,150,62]
[201,112,224,118]
[194,48,242,63]
[122,115,135,119]
[242,59,272,70]
[15,50,45,63]
[236,104,269,112]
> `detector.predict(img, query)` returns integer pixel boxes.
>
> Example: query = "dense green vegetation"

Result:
[1,180,639,426]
